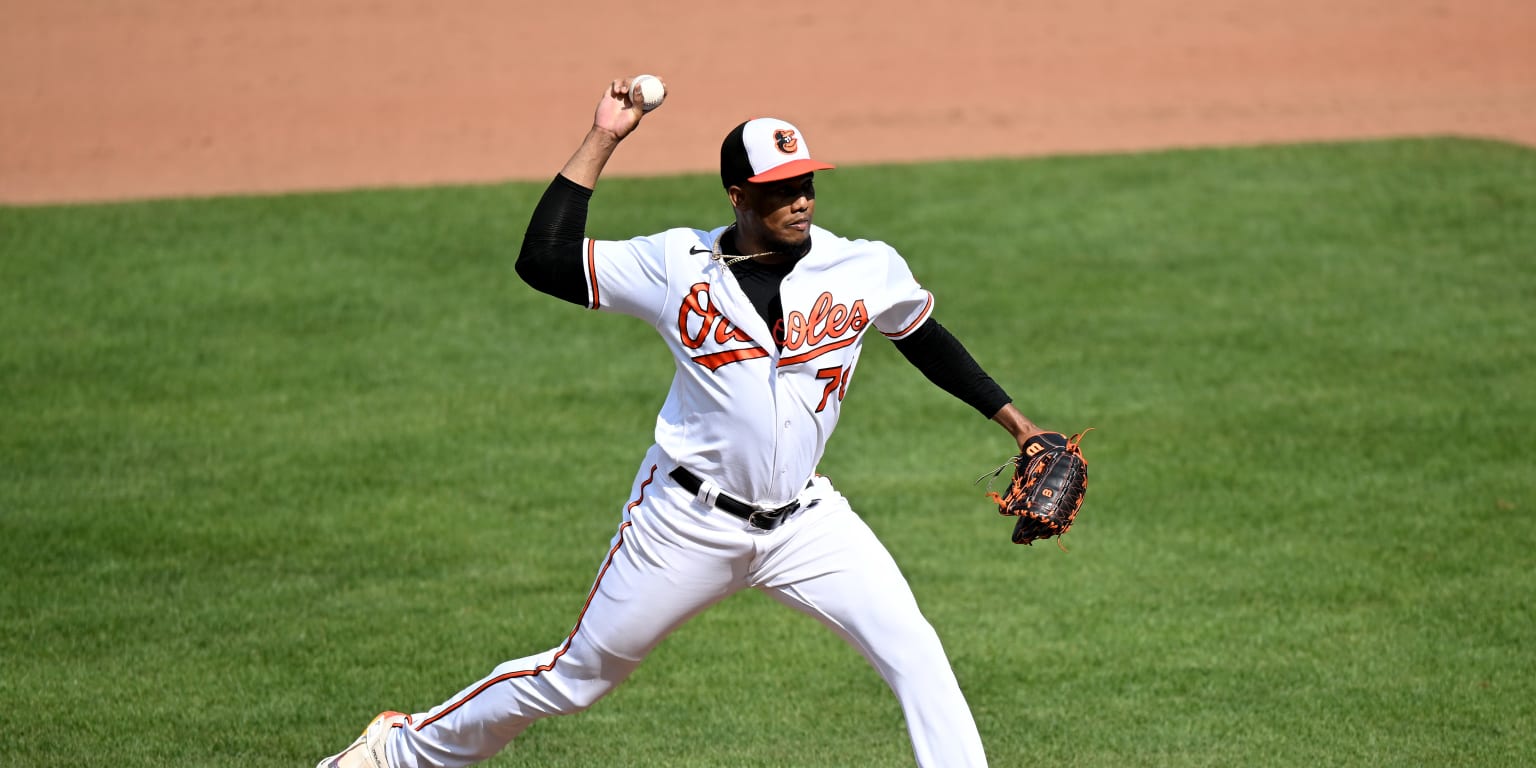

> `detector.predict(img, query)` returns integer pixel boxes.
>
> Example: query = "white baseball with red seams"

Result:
[630,74,665,112]
[378,224,988,767]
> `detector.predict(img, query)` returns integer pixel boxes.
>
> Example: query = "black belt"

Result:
[669,466,802,531]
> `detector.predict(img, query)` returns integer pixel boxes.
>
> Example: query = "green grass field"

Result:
[3,137,1533,767]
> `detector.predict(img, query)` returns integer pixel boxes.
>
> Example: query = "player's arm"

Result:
[990,403,1046,451]
[560,78,649,187]
[516,78,658,305]
[515,176,592,305]
[890,318,1045,448]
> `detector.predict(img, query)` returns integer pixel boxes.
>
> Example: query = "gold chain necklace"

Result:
[713,225,777,267]
[721,251,777,267]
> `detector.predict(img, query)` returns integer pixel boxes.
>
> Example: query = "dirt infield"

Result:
[2,0,1533,204]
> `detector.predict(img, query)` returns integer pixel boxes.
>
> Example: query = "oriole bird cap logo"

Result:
[773,129,799,155]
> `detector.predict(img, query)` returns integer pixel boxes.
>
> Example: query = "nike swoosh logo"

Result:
[690,246,711,255]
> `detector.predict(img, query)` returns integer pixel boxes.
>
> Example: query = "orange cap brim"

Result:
[747,159,837,184]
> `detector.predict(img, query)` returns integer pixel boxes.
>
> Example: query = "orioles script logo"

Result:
[778,291,869,365]
[678,283,869,371]
[679,282,767,371]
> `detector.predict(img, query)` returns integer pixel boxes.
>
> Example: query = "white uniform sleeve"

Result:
[873,246,936,339]
[583,233,671,319]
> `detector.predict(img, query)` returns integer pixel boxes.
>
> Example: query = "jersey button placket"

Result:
[780,419,792,478]
[782,418,791,473]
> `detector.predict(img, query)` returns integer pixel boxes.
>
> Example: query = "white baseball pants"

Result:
[385,447,988,767]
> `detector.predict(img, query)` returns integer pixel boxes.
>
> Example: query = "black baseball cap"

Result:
[720,117,836,188]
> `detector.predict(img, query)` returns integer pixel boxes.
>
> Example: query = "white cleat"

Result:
[316,711,408,768]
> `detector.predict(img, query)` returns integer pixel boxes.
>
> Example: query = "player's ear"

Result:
[727,184,747,210]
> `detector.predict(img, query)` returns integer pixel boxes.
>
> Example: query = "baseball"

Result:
[631,74,666,112]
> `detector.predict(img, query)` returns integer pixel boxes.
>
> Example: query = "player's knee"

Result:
[559,680,613,713]
[548,650,641,713]
[542,664,631,714]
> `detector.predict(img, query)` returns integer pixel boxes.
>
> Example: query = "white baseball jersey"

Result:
[582,224,934,506]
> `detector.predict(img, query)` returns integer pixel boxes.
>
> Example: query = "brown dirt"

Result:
[3,0,1533,205]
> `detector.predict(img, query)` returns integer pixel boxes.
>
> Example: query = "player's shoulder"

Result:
[658,226,720,241]
[809,225,904,262]
[654,226,724,255]
[613,227,720,261]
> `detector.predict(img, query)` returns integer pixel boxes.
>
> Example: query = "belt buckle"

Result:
[744,509,776,531]
[745,501,800,531]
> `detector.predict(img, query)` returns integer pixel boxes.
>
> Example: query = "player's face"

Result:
[732,173,817,254]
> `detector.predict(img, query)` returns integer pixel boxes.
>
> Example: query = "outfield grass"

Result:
[2,137,1533,767]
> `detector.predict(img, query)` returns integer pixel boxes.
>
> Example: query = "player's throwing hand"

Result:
[592,76,665,141]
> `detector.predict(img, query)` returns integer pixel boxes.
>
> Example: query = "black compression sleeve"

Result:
[515,174,593,306]
[891,319,1013,418]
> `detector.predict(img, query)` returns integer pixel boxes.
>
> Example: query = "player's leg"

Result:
[377,463,751,768]
[752,479,988,768]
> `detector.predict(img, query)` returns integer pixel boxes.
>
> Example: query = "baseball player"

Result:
[318,77,1056,768]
